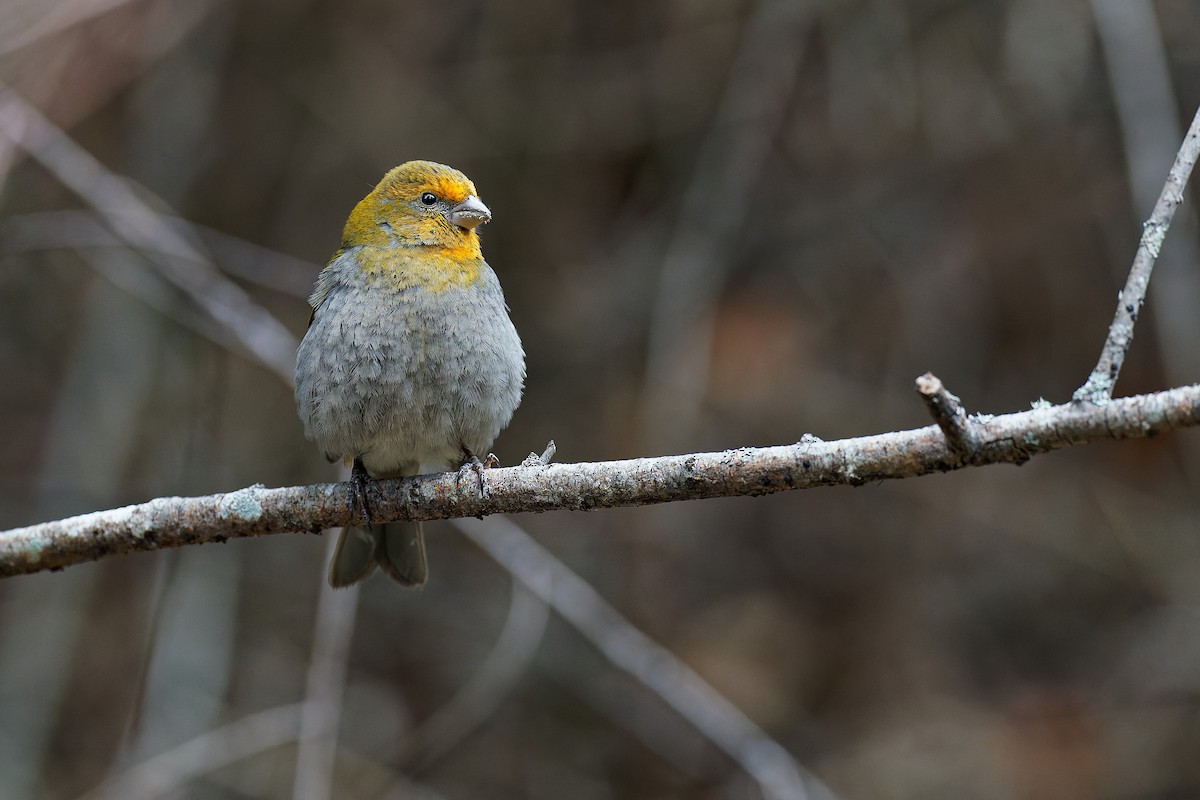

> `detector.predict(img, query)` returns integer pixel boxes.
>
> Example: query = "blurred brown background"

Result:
[3,0,1200,798]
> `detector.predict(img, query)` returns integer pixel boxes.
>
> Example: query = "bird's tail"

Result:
[376,520,428,586]
[327,462,427,589]
[328,520,427,588]
[328,462,432,587]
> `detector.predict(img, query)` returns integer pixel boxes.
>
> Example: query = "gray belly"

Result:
[295,273,525,473]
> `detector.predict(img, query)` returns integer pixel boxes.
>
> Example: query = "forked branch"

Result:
[2,381,1198,577]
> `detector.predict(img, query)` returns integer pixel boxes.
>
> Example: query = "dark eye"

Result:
[420,192,438,206]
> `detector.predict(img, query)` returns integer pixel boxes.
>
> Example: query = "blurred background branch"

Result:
[0,84,297,383]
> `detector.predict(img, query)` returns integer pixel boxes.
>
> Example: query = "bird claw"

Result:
[350,457,373,524]
[458,447,491,499]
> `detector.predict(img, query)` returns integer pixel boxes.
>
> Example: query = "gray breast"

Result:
[295,261,525,473]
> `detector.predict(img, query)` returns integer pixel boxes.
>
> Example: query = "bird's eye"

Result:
[420,192,438,206]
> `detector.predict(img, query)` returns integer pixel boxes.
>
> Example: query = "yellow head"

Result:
[340,161,491,261]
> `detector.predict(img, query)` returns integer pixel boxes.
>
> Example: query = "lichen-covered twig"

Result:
[3,380,1199,578]
[1075,104,1200,402]
[915,372,983,463]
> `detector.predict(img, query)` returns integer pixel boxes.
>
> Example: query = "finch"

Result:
[295,160,525,588]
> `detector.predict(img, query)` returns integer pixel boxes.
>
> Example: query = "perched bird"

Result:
[295,161,525,588]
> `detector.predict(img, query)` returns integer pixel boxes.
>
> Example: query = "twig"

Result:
[915,372,982,462]
[1074,104,1200,402]
[520,440,557,467]
[1091,0,1200,388]
[4,380,1199,578]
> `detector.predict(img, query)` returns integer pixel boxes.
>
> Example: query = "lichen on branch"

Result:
[3,381,1198,578]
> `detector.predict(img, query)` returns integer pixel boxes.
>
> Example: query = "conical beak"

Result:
[447,195,491,230]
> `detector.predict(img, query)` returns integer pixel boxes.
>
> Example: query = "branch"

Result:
[4,379,1199,578]
[1074,104,1200,402]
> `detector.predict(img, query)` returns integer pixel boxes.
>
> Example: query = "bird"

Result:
[294,160,525,588]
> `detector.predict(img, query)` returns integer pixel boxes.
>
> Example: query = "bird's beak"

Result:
[447,195,491,230]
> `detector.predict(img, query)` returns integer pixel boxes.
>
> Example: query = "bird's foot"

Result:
[350,457,373,524]
[458,447,492,499]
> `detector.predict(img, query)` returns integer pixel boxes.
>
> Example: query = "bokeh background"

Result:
[2,0,1200,798]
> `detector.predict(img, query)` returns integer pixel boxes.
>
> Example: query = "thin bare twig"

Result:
[1074,104,1200,402]
[915,372,982,462]
[1091,0,1200,389]
[4,380,1200,578]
